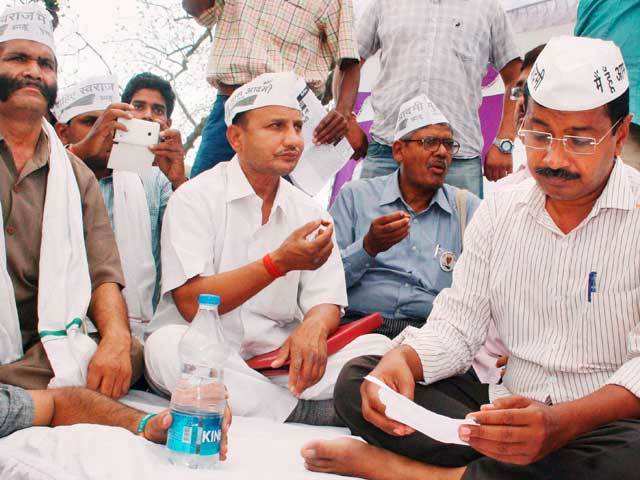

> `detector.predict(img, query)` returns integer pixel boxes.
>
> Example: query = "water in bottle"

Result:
[167,294,229,469]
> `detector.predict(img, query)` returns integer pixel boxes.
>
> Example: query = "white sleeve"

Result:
[298,210,349,315]
[160,186,217,296]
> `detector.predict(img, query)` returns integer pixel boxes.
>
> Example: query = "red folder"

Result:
[247,313,383,377]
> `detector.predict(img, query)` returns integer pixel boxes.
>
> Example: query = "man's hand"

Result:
[271,220,334,273]
[69,103,133,160]
[149,128,187,190]
[143,405,232,460]
[363,212,411,257]
[484,144,513,181]
[460,396,568,465]
[271,315,332,396]
[346,113,369,160]
[361,346,420,436]
[86,337,132,399]
[313,108,349,145]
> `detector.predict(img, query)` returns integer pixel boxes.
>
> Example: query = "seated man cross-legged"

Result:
[145,72,391,425]
[330,94,480,340]
[303,37,640,479]
[0,5,140,398]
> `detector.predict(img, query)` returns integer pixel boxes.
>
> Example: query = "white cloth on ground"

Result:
[112,171,156,328]
[0,121,96,386]
[145,325,392,422]
[0,413,358,480]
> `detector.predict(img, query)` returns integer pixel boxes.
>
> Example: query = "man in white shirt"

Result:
[144,72,390,425]
[301,37,640,479]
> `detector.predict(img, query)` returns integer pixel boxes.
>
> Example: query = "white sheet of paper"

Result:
[365,375,476,446]
[289,79,353,196]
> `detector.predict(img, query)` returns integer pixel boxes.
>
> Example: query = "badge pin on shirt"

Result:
[434,244,456,272]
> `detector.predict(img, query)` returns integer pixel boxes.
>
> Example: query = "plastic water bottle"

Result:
[167,294,229,469]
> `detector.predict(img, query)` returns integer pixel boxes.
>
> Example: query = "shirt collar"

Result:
[518,158,635,217]
[225,155,289,216]
[378,170,453,215]
[0,129,50,173]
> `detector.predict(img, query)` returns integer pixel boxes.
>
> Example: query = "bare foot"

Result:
[301,437,466,480]
[301,437,397,479]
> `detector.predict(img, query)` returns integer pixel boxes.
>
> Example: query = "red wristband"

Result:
[263,254,285,279]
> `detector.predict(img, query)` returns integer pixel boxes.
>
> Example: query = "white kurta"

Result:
[145,158,391,421]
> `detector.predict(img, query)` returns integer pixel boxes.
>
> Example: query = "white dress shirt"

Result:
[150,157,348,359]
[398,159,640,403]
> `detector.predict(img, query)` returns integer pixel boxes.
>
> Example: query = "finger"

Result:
[316,120,347,145]
[469,408,532,427]
[270,341,290,368]
[314,241,334,266]
[146,411,172,443]
[466,437,530,460]
[119,368,132,396]
[374,211,409,225]
[288,348,303,394]
[149,143,183,153]
[378,217,410,234]
[313,112,340,138]
[360,382,410,436]
[105,109,134,122]
[464,424,530,444]
[311,223,334,247]
[107,102,133,111]
[159,129,181,141]
[99,371,116,398]
[86,363,101,392]
[294,220,323,239]
[295,348,317,394]
[490,396,531,410]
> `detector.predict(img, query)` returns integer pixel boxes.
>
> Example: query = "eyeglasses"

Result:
[510,86,524,101]
[517,118,623,155]
[403,136,461,155]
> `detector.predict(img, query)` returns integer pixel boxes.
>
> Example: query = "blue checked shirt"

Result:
[357,0,519,156]
[98,167,172,309]
[330,172,480,321]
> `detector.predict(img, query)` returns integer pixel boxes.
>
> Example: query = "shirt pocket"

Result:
[579,287,640,367]
[247,270,300,327]
[270,0,319,50]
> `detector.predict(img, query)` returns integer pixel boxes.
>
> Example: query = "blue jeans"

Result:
[190,94,236,178]
[360,141,484,198]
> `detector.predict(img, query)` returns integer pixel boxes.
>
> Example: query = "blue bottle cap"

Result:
[198,294,221,306]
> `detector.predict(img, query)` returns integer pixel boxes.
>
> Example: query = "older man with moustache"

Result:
[0,5,138,398]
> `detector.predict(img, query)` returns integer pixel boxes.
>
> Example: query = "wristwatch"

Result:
[493,138,514,154]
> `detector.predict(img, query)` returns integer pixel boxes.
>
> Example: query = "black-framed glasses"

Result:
[404,136,461,155]
[517,117,623,155]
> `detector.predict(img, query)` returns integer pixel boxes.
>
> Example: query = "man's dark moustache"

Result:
[0,75,58,109]
[535,167,580,180]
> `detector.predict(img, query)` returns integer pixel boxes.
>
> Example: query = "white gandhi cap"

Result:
[54,75,120,124]
[527,35,629,112]
[224,72,302,127]
[394,94,449,142]
[0,4,55,53]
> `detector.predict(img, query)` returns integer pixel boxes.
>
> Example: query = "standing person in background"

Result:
[575,0,640,170]
[356,0,522,198]
[182,0,361,177]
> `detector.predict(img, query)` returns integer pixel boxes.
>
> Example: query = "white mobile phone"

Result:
[113,118,160,146]
[108,118,161,174]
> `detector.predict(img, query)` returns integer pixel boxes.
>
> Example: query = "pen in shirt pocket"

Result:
[588,271,597,303]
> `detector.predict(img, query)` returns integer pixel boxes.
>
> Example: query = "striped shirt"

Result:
[357,0,519,157]
[98,168,172,310]
[196,0,359,96]
[398,159,640,403]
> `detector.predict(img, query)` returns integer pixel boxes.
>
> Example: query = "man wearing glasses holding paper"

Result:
[330,94,481,340]
[302,37,640,480]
